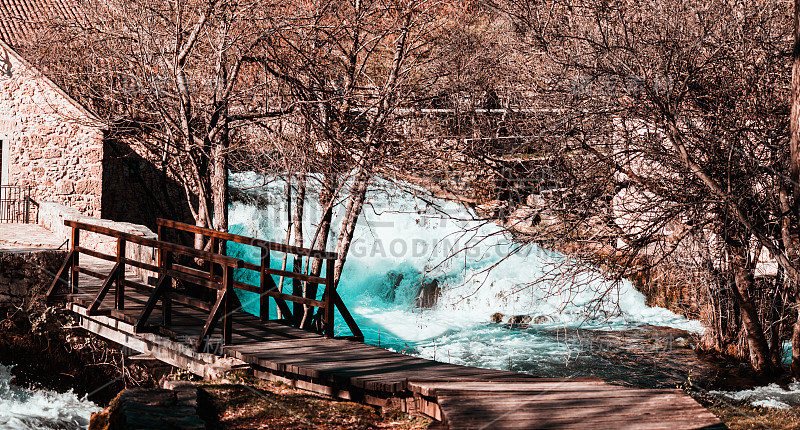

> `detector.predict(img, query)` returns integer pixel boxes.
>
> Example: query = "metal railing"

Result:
[0,185,36,223]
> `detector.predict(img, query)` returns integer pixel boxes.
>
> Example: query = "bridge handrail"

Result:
[156,218,338,260]
[66,219,243,267]
[156,218,363,341]
[48,219,244,351]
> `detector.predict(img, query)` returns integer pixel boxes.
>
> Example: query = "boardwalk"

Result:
[46,219,724,429]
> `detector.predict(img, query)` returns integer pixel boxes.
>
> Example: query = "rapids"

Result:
[227,172,703,382]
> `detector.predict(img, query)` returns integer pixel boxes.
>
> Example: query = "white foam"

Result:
[0,365,100,430]
[229,173,704,366]
[711,382,800,409]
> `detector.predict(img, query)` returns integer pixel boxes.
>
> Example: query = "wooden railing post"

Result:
[260,246,269,321]
[116,238,126,310]
[153,218,362,341]
[70,227,80,295]
[324,259,335,338]
[210,236,219,279]
[162,249,172,326]
[223,265,233,345]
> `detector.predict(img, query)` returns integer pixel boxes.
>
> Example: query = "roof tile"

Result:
[0,0,85,48]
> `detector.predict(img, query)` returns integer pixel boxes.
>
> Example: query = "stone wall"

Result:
[0,41,105,217]
[89,381,205,430]
[0,249,65,305]
[39,202,159,282]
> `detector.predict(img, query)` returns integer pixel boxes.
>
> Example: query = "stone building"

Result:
[0,0,190,227]
[0,37,105,216]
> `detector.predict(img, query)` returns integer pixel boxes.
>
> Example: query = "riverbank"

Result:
[0,270,794,428]
[0,303,158,405]
[0,303,433,429]
[195,376,431,429]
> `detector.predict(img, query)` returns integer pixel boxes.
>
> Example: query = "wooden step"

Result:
[110,309,160,333]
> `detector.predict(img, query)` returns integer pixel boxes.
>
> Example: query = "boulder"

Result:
[507,206,541,231]
[415,279,441,309]
[476,200,506,219]
[491,314,554,329]
[89,381,204,430]
[507,315,533,328]
[382,271,405,302]
[526,194,547,209]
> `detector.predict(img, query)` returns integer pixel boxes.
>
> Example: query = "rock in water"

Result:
[503,315,551,328]
[490,312,504,323]
[382,271,405,303]
[507,315,533,328]
[416,279,440,309]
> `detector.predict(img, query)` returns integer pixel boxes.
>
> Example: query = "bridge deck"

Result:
[63,257,723,429]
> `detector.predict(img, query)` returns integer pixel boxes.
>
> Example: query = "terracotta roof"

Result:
[0,0,86,48]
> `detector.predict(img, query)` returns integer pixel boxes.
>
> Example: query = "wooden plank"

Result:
[134,274,169,332]
[196,290,227,351]
[232,280,260,293]
[241,261,260,272]
[172,264,217,281]
[124,258,161,273]
[168,269,223,291]
[121,279,155,294]
[261,275,293,320]
[436,392,721,429]
[408,379,609,396]
[324,259,334,337]
[263,267,326,286]
[436,392,706,409]
[239,351,438,389]
[64,220,243,267]
[164,291,214,312]
[259,247,269,321]
[334,291,363,340]
[88,263,120,315]
[45,249,74,300]
[229,343,414,370]
[74,246,116,262]
[262,289,325,308]
[439,407,721,430]
[75,265,111,280]
[438,417,722,430]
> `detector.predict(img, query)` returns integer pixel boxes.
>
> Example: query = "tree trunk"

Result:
[277,178,293,320]
[211,135,229,254]
[790,0,800,379]
[302,175,335,329]
[729,243,773,374]
[292,175,306,326]
[333,167,371,287]
[792,0,800,206]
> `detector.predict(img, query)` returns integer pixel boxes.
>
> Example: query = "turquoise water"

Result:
[228,172,703,369]
[0,365,99,430]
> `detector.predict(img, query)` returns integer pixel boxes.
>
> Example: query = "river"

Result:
[227,172,707,387]
[0,364,99,430]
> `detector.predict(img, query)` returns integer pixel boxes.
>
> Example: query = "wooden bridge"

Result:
[45,219,724,429]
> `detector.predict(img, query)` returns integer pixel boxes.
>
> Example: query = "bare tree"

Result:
[471,0,797,375]
[27,0,299,249]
